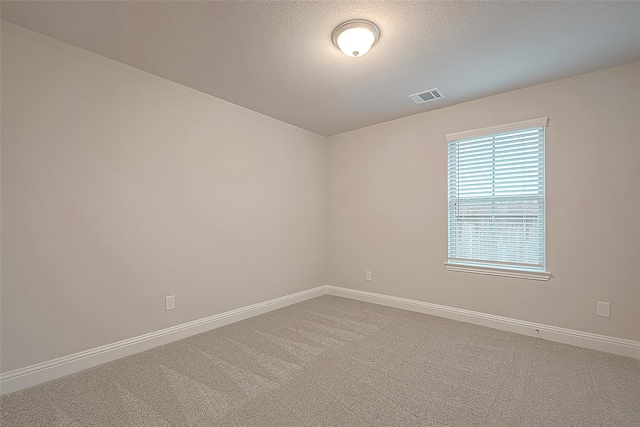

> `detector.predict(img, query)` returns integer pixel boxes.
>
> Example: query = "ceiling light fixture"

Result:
[331,20,380,58]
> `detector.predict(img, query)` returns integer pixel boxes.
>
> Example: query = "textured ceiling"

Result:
[2,1,640,136]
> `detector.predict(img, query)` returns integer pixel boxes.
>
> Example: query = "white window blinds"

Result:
[447,118,548,273]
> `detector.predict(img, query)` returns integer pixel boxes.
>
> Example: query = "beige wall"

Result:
[1,23,327,372]
[327,61,640,342]
[2,20,639,375]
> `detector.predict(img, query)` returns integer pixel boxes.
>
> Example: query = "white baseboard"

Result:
[0,286,326,395]
[3,284,638,395]
[326,285,640,360]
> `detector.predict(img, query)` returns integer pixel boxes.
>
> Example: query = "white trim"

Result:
[0,286,326,395]
[3,283,638,395]
[446,117,549,141]
[444,262,552,281]
[326,286,640,360]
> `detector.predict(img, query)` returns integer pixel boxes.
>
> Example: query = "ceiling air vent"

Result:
[409,88,444,104]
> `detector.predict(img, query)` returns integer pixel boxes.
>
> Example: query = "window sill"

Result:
[444,262,551,281]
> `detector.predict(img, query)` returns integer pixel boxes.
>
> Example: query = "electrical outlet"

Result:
[365,270,372,281]
[165,295,176,311]
[596,301,610,318]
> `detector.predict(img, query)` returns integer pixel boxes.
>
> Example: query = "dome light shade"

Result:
[332,20,380,57]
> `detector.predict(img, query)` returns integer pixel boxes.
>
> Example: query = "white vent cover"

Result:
[409,88,444,104]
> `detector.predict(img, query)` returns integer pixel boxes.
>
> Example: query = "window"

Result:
[445,118,551,281]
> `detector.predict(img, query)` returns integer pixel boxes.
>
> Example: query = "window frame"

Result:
[444,117,551,281]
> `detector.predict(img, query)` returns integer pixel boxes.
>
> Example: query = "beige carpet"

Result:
[1,295,639,426]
